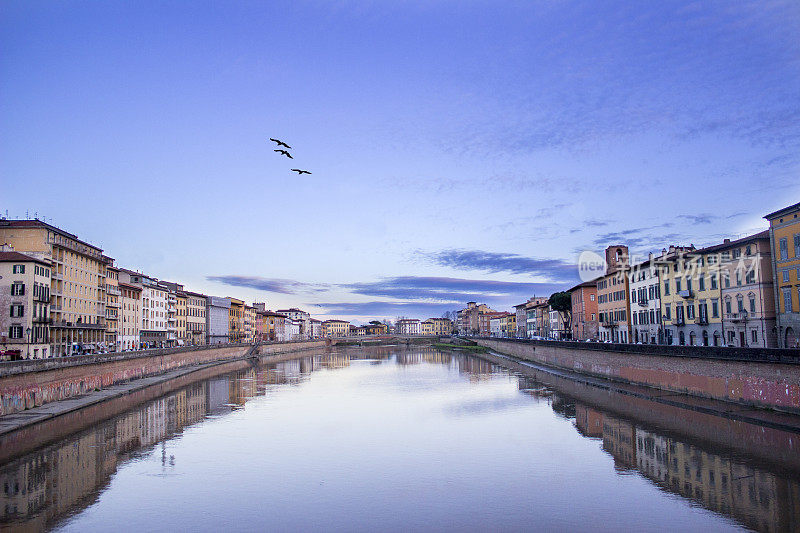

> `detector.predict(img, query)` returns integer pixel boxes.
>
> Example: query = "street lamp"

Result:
[26,327,31,359]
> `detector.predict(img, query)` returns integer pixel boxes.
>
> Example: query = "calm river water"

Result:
[1,345,798,532]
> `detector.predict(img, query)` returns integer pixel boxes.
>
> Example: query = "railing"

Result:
[678,289,694,299]
[32,316,52,324]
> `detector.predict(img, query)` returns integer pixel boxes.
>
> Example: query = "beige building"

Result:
[322,319,349,337]
[420,319,435,336]
[119,281,141,351]
[765,202,800,348]
[185,291,207,345]
[104,258,120,351]
[244,305,256,343]
[0,250,51,359]
[0,220,108,356]
[716,231,777,347]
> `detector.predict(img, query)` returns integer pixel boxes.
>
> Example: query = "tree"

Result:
[548,292,573,339]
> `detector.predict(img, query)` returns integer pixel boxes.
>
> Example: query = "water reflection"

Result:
[0,346,798,532]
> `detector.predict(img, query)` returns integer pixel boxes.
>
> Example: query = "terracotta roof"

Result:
[0,251,50,266]
[694,230,770,254]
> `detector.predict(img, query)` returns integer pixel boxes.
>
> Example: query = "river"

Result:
[1,345,798,532]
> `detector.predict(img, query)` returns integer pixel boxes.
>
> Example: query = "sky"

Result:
[2,1,799,322]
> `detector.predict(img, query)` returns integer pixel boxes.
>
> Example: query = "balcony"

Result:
[33,316,52,324]
[107,286,121,296]
[601,320,618,328]
[675,317,685,326]
[52,272,63,280]
[678,289,694,299]
[726,312,749,323]
[34,293,50,303]
[637,300,649,307]
[696,316,709,325]
[50,304,62,311]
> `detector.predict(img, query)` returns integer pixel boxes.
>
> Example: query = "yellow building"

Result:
[659,245,723,346]
[765,202,800,348]
[0,220,107,356]
[176,292,187,345]
[322,319,349,337]
[228,298,244,342]
[420,319,435,335]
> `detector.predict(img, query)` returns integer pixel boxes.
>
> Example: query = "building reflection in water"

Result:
[1,347,799,533]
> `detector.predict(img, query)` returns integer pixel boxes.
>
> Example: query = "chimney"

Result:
[723,238,731,244]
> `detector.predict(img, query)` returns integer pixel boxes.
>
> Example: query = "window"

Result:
[10,304,24,317]
[783,270,790,283]
[737,296,744,312]
[686,277,692,292]
[665,304,671,320]
[784,288,793,313]
[590,294,595,301]
[676,279,682,292]
[733,248,741,259]
[12,265,25,274]
[795,234,800,258]
[664,281,670,296]
[746,245,752,256]
[749,295,756,313]
[9,325,23,339]
[712,299,719,318]
[687,305,695,320]
[752,329,758,343]
[736,270,742,286]
[780,238,788,260]
[11,283,25,296]
[745,270,755,284]
[725,298,732,314]
[711,275,718,290]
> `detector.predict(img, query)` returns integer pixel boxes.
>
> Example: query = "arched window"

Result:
[748,293,756,314]
[679,331,685,345]
[724,296,732,315]
[702,330,709,346]
[689,332,696,346]
[736,295,744,312]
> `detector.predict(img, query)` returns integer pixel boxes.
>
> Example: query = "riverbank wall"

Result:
[0,340,328,416]
[472,338,800,414]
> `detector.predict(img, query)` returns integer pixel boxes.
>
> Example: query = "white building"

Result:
[629,253,662,344]
[140,276,168,348]
[277,308,310,339]
[397,319,420,335]
[206,296,231,344]
[489,316,502,337]
[310,319,322,339]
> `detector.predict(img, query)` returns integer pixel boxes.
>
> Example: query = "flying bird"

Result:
[269,138,291,149]
[274,149,293,159]
[291,169,312,175]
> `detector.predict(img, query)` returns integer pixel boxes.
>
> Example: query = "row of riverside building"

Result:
[0,219,383,359]
[457,201,800,349]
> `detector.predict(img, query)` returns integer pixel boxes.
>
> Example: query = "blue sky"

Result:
[2,1,798,322]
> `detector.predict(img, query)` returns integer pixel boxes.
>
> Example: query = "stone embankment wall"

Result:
[473,338,800,413]
[0,340,327,416]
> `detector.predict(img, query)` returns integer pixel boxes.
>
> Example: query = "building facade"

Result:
[569,281,598,341]
[277,309,311,340]
[185,291,207,345]
[140,275,168,348]
[0,251,51,359]
[764,202,800,348]
[660,245,723,347]
[104,259,120,351]
[397,319,421,335]
[206,296,231,344]
[119,281,141,351]
[228,298,244,343]
[628,254,662,345]
[322,319,349,337]
[716,231,777,348]
[597,246,631,343]
[0,220,108,356]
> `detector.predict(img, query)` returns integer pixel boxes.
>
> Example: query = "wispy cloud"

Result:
[343,276,561,303]
[207,276,329,294]
[420,249,578,283]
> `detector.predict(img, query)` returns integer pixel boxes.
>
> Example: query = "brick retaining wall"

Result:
[473,338,800,413]
[0,340,327,416]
